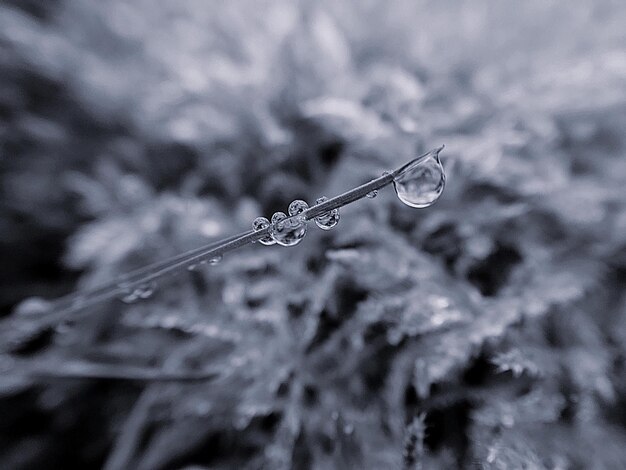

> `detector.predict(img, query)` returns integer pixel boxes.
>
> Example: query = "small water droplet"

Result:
[208,255,222,265]
[270,211,307,247]
[313,196,340,230]
[393,148,445,208]
[119,281,156,303]
[118,283,137,303]
[121,292,138,303]
[138,282,156,299]
[271,211,287,227]
[252,216,275,246]
[187,264,198,271]
[288,199,309,217]
[366,190,378,198]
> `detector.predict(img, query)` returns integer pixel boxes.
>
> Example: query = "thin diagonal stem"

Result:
[51,232,248,314]
[3,147,443,337]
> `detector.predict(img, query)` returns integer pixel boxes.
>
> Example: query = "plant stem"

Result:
[3,147,443,332]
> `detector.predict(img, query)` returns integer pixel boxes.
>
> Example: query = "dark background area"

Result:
[1,1,626,468]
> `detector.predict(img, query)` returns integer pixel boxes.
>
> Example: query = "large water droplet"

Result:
[393,148,445,208]
[313,196,340,230]
[270,211,307,247]
[119,281,156,304]
[288,199,309,218]
[252,216,276,246]
[366,190,378,198]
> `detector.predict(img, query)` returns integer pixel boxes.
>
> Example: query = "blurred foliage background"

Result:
[2,0,626,468]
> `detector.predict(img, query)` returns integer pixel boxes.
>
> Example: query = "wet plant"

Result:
[1,147,445,360]
[3,2,626,467]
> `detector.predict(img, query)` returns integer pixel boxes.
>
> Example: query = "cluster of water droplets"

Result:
[67,151,445,311]
[187,255,222,272]
[119,281,156,304]
[392,149,445,208]
[313,197,340,230]
[269,199,309,247]
[253,197,342,247]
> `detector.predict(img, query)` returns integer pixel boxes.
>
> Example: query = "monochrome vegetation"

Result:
[1,1,626,468]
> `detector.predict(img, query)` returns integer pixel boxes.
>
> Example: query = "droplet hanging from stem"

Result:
[393,146,445,208]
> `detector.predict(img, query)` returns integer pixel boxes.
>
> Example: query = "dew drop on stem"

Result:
[270,211,307,247]
[313,196,340,230]
[252,216,276,246]
[288,199,309,218]
[366,190,378,198]
[119,281,157,304]
[137,282,156,299]
[393,149,445,208]
[208,255,222,265]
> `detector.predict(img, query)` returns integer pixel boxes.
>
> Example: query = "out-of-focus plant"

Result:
[1,0,626,469]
